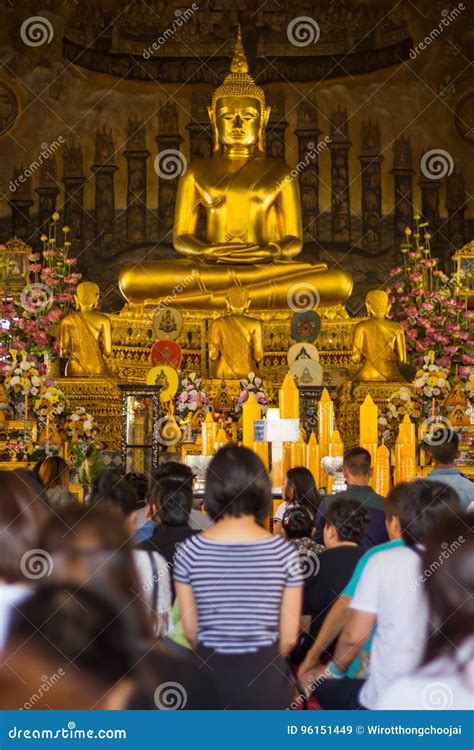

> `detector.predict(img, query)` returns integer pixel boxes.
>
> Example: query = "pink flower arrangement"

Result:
[387,218,473,386]
[0,215,81,370]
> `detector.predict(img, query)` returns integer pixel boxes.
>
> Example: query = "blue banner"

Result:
[0,711,472,749]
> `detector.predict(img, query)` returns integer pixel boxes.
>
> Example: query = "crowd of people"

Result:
[0,429,472,710]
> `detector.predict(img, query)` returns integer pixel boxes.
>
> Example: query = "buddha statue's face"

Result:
[215,96,262,148]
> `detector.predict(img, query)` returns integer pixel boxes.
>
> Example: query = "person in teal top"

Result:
[339,537,405,678]
[299,483,407,682]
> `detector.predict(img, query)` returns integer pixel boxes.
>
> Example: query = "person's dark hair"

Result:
[204,444,271,524]
[89,469,139,517]
[124,472,149,504]
[343,447,371,478]
[0,470,49,582]
[38,456,70,490]
[422,514,473,668]
[282,506,314,540]
[426,429,460,465]
[38,504,153,640]
[149,475,192,526]
[286,466,322,519]
[325,497,369,544]
[385,481,409,519]
[398,480,461,548]
[154,461,193,485]
[8,583,142,687]
[32,460,45,487]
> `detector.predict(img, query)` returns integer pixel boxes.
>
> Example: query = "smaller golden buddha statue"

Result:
[209,287,263,379]
[57,281,114,377]
[352,290,407,382]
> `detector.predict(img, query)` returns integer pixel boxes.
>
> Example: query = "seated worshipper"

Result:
[38,456,75,508]
[423,427,474,510]
[0,470,49,651]
[135,462,209,544]
[314,447,388,550]
[4,584,146,710]
[38,504,156,641]
[137,473,197,601]
[298,482,406,683]
[294,499,367,665]
[312,480,461,710]
[274,466,322,534]
[157,462,212,532]
[376,513,473,710]
[88,471,171,635]
[282,506,325,557]
[4,582,218,711]
[174,444,303,710]
[125,471,151,541]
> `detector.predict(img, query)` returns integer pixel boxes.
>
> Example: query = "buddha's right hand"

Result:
[197,243,259,262]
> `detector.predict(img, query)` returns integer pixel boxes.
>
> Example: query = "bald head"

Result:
[366,289,389,317]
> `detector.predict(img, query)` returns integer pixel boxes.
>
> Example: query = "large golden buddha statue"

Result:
[119,28,353,311]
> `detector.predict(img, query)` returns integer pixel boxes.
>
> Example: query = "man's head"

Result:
[89,470,139,534]
[149,474,193,527]
[426,428,460,467]
[342,447,372,485]
[323,498,368,548]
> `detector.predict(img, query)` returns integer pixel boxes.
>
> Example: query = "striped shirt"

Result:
[174,534,302,654]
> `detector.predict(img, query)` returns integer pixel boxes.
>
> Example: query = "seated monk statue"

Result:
[119,27,353,311]
[351,289,407,382]
[209,287,263,379]
[57,281,114,377]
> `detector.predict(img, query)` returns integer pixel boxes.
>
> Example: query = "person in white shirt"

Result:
[89,470,172,634]
[312,479,461,709]
[376,512,473,710]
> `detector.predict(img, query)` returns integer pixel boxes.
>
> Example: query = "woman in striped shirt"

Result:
[174,444,303,709]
